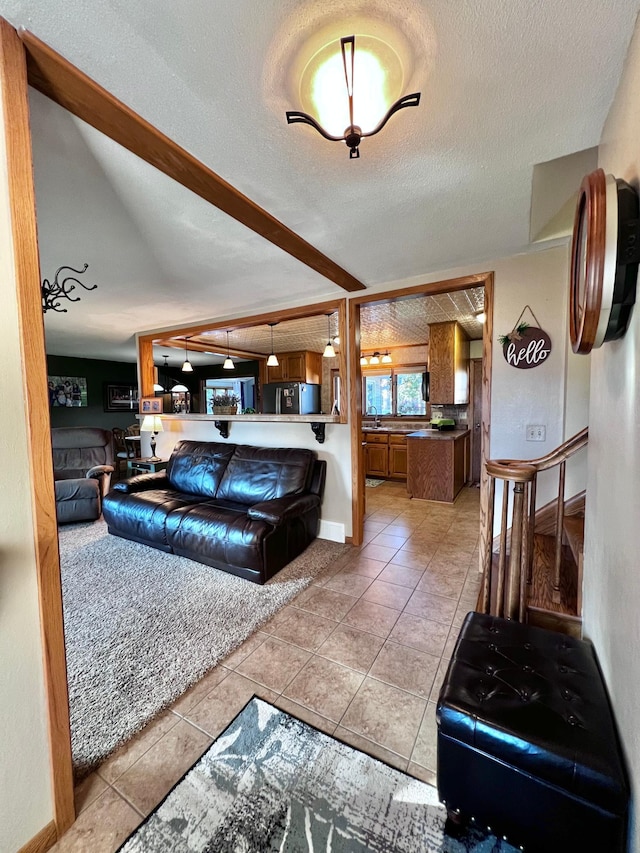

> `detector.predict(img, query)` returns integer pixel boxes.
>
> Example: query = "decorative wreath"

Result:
[498,322,529,348]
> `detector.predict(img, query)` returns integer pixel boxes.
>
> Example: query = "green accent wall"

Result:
[46,354,138,429]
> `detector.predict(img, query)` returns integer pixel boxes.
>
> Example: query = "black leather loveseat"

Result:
[102,440,326,584]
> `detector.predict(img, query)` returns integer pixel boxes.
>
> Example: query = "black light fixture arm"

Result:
[285,35,421,159]
[41,263,96,313]
[359,92,421,139]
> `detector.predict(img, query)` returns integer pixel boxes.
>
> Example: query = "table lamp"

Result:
[140,415,163,461]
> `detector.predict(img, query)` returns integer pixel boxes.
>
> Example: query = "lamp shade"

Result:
[141,415,163,433]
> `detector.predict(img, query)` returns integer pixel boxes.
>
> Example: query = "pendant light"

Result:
[181,337,193,372]
[154,354,170,391]
[266,323,279,367]
[323,313,336,358]
[381,351,392,363]
[369,352,380,365]
[223,331,234,370]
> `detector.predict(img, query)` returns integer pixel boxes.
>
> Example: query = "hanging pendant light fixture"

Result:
[286,35,421,159]
[181,337,193,372]
[266,323,279,367]
[323,313,336,358]
[223,331,235,370]
[153,353,165,391]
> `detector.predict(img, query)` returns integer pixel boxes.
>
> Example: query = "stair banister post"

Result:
[486,461,537,620]
[519,481,530,623]
[553,460,566,603]
[496,479,509,618]
[480,476,495,615]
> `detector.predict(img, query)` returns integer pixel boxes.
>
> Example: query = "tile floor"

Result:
[52,480,481,852]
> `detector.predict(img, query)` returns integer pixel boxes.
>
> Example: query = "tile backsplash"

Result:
[430,404,469,425]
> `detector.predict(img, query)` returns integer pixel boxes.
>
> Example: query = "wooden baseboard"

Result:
[17,821,57,853]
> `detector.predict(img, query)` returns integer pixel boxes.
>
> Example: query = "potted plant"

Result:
[212,392,239,415]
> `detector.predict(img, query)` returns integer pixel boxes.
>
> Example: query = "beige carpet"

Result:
[58,520,347,777]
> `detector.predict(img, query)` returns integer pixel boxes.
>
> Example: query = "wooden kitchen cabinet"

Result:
[363,432,408,480]
[428,321,470,404]
[388,434,408,479]
[365,443,388,478]
[266,351,322,384]
[363,431,388,478]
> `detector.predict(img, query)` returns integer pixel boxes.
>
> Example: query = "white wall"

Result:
[584,16,640,851]
[0,73,53,852]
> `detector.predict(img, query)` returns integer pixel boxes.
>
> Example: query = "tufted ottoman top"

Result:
[437,612,629,814]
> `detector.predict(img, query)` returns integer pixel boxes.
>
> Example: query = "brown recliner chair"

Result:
[52,427,115,523]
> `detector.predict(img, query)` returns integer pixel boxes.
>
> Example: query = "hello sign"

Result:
[503,326,552,369]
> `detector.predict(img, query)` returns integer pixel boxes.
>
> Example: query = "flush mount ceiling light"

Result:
[223,331,235,370]
[323,313,336,358]
[266,323,279,367]
[181,337,194,372]
[286,35,420,159]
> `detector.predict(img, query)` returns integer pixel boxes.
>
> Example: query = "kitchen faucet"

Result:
[367,406,381,428]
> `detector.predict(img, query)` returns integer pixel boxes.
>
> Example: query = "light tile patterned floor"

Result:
[53,481,481,852]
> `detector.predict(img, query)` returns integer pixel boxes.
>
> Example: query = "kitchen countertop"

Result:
[362,427,419,434]
[407,428,470,440]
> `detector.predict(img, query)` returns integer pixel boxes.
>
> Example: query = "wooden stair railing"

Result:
[480,428,588,622]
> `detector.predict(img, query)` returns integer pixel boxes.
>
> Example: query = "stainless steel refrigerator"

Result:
[262,382,321,415]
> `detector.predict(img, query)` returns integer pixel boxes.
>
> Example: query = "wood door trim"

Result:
[17,821,57,853]
[478,274,494,573]
[20,30,365,294]
[469,357,483,483]
[0,17,74,836]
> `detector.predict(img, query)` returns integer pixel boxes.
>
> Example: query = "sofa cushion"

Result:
[166,440,236,498]
[216,445,315,505]
[103,489,204,546]
[166,502,271,572]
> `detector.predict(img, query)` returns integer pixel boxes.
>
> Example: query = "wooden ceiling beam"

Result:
[155,337,266,361]
[20,30,366,294]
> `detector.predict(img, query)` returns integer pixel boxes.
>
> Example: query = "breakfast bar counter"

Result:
[406,429,470,502]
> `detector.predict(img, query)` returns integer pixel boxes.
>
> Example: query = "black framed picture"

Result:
[48,375,88,407]
[104,383,139,412]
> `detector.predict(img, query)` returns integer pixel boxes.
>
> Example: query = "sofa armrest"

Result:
[112,471,170,494]
[86,464,114,498]
[86,464,114,479]
[248,493,320,525]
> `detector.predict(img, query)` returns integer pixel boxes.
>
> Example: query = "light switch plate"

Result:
[526,424,546,441]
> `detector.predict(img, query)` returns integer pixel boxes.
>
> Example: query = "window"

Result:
[363,366,427,417]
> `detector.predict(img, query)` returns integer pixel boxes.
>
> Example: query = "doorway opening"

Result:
[349,273,494,549]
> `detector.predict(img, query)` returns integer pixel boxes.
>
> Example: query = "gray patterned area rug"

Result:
[58,521,348,777]
[117,697,517,853]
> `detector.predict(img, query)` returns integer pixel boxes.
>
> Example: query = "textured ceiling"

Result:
[4,0,638,363]
[159,287,485,361]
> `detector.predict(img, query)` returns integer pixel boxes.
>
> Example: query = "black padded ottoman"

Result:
[436,612,629,852]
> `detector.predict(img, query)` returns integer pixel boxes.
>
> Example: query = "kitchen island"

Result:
[406,429,470,503]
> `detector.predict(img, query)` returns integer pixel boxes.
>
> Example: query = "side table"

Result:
[127,458,168,475]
